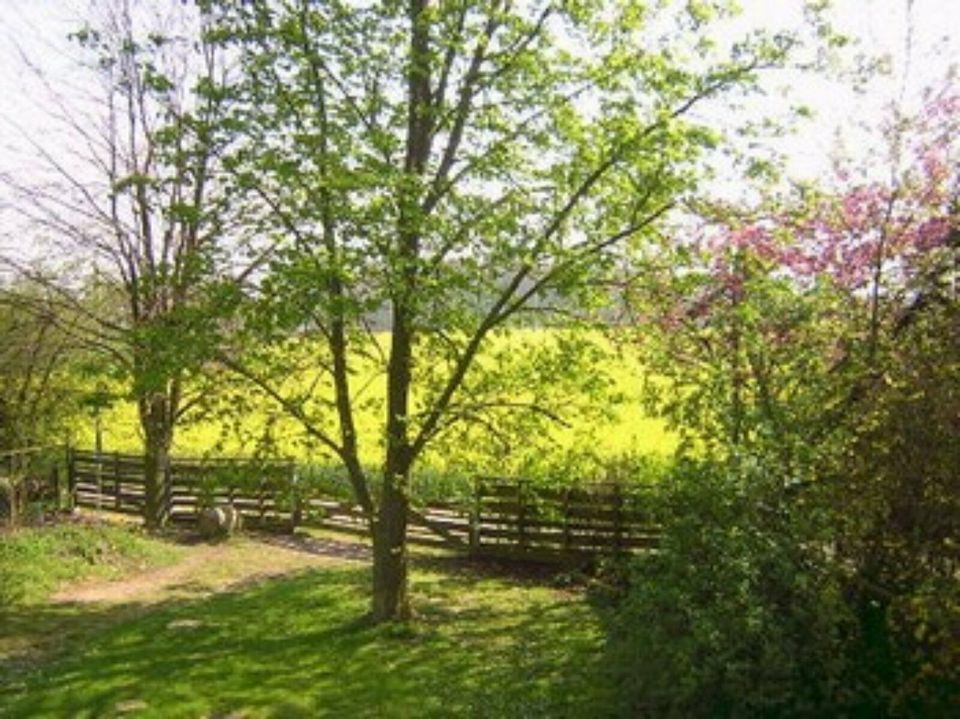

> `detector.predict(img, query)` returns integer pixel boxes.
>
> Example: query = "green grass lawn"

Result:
[0,521,181,669]
[1,528,622,718]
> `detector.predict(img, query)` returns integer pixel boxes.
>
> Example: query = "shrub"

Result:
[610,445,960,717]
[610,459,858,718]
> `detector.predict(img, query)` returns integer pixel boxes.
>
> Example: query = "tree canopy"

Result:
[197,0,825,619]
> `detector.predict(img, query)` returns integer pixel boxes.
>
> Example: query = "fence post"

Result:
[114,451,121,511]
[9,451,21,527]
[290,462,302,532]
[469,479,481,554]
[162,458,173,526]
[95,444,103,514]
[51,464,61,512]
[613,483,623,553]
[563,487,571,552]
[517,480,527,549]
[258,478,266,526]
[66,446,76,511]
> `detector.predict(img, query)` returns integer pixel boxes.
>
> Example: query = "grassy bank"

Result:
[0,521,179,607]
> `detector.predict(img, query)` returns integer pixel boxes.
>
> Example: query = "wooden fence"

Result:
[68,449,299,530]
[67,448,661,560]
[470,478,660,559]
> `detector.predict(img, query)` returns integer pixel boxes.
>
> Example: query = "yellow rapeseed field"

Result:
[74,330,676,470]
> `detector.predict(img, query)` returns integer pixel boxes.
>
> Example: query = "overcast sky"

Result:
[0,0,957,215]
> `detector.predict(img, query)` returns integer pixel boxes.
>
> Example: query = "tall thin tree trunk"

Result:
[373,298,415,621]
[368,0,432,622]
[141,395,173,530]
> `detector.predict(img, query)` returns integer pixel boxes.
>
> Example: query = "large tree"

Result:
[0,0,238,528]
[205,0,818,620]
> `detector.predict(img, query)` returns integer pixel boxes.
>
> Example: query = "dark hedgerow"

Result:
[609,459,860,718]
[608,448,960,718]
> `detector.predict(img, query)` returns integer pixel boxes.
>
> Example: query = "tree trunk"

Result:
[141,396,173,530]
[373,306,415,621]
[372,476,411,621]
[367,0,430,622]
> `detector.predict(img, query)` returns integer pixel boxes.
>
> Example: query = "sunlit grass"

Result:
[0,562,618,718]
[0,522,179,607]
[0,522,180,667]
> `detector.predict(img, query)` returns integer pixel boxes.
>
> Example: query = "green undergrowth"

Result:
[0,521,179,607]
[0,562,618,718]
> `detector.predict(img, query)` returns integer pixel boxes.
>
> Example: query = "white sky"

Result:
[0,0,957,214]
[751,0,959,180]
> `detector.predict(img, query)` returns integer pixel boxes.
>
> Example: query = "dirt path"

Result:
[52,533,371,606]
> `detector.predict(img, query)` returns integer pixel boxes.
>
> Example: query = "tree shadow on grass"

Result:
[0,598,160,697]
[414,553,570,584]
[1,563,621,718]
[252,531,373,562]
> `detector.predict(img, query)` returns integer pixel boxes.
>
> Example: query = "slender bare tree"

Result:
[1,0,237,527]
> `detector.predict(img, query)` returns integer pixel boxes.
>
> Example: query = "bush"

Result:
[610,459,858,718]
[885,576,960,716]
[609,449,960,717]
[832,302,960,716]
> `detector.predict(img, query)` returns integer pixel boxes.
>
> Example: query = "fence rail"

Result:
[470,477,660,559]
[69,448,297,530]
[65,448,662,560]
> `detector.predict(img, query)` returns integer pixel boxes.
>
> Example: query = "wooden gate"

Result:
[468,478,660,560]
[68,448,297,530]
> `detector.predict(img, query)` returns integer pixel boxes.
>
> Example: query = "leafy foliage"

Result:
[198,0,820,617]
[0,290,85,449]
[614,87,960,716]
[612,460,855,718]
